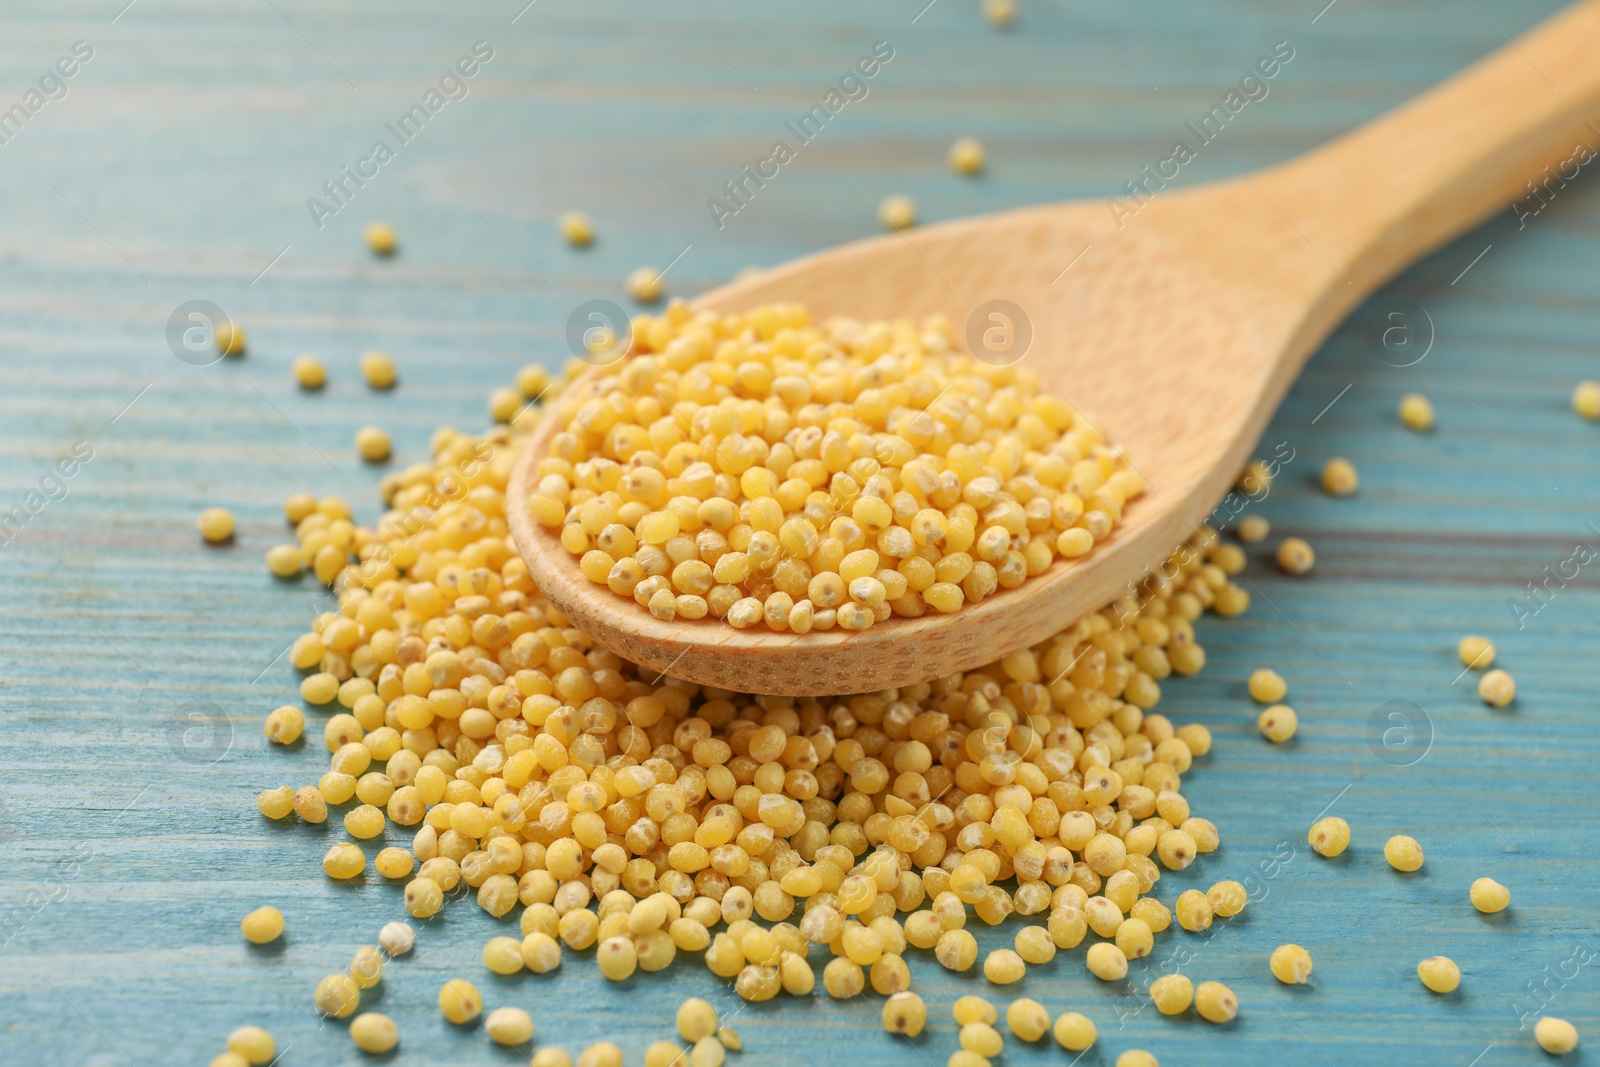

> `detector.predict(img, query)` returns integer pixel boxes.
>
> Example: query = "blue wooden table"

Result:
[2,2,1597,1065]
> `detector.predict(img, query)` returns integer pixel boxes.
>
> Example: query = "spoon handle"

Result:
[1255,0,1600,301]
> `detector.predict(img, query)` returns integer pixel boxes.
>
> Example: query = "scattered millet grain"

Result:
[226,1026,276,1065]
[1117,1050,1159,1067]
[1236,459,1274,496]
[489,386,526,424]
[314,973,360,1018]
[356,426,392,463]
[1005,997,1051,1041]
[579,1042,624,1067]
[438,979,482,1024]
[879,194,917,230]
[983,948,1026,984]
[627,267,663,304]
[954,996,997,1025]
[717,1026,741,1050]
[211,1055,249,1067]
[365,222,397,257]
[350,1012,399,1054]
[1470,877,1511,913]
[378,921,414,956]
[949,137,985,175]
[1417,955,1460,993]
[1053,1012,1096,1051]
[1479,668,1516,707]
[961,1021,1004,1057]
[1248,668,1287,703]
[293,355,327,389]
[1384,835,1424,872]
[1175,889,1214,932]
[1195,980,1238,1023]
[198,507,235,543]
[283,492,318,523]
[561,211,594,247]
[486,1006,536,1046]
[1275,537,1314,575]
[1398,393,1434,431]
[1270,944,1312,984]
[1573,380,1600,421]
[1086,942,1129,981]
[883,990,927,1036]
[1236,514,1270,543]
[362,352,398,390]
[1149,973,1193,1014]
[1320,457,1358,496]
[1258,704,1297,742]
[215,320,246,357]
[677,997,717,1041]
[1457,634,1495,669]
[1309,817,1350,857]
[532,302,1146,632]
[240,906,283,944]
[1207,880,1247,918]
[644,1041,680,1067]
[263,705,304,744]
[690,1036,726,1067]
[981,0,1018,28]
[322,842,364,879]
[1535,1016,1580,1055]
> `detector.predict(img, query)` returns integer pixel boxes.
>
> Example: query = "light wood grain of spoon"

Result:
[509,1,1600,696]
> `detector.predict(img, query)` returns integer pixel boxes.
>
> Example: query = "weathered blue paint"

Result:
[0,2,1595,1064]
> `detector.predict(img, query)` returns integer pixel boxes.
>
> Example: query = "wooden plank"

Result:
[0,1,1596,1064]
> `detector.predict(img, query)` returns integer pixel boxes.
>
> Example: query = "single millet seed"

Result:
[1309,816,1350,857]
[362,352,397,389]
[240,906,283,945]
[292,355,327,389]
[198,507,234,543]
[1384,834,1425,872]
[1248,668,1287,703]
[1417,955,1460,993]
[1478,668,1515,707]
[1458,634,1495,669]
[1321,457,1358,496]
[1535,1016,1579,1055]
[1149,973,1193,1015]
[882,991,927,1036]
[1237,514,1270,543]
[1573,380,1600,420]
[1270,944,1313,984]
[364,221,397,257]
[879,195,917,230]
[1399,392,1434,431]
[948,137,985,175]
[1276,536,1315,574]
[1469,877,1510,913]
[1259,704,1297,742]
[626,267,663,303]
[1195,980,1238,1023]
[1053,1012,1096,1051]
[560,210,594,247]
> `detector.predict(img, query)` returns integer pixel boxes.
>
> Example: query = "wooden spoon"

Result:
[509,1,1600,696]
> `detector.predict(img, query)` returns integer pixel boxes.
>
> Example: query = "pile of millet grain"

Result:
[528,302,1144,633]
[243,302,1256,1064]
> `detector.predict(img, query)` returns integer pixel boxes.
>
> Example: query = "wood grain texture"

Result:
[1,2,1598,1066]
[507,1,1600,696]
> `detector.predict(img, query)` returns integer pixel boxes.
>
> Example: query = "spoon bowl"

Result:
[509,1,1600,695]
